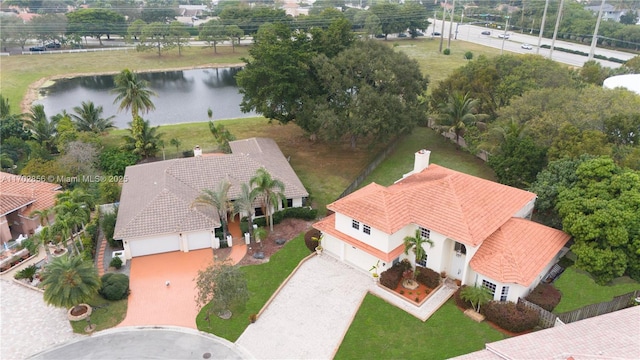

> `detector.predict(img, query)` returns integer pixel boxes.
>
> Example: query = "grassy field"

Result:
[553,267,640,313]
[335,296,505,359]
[196,233,310,341]
[69,293,127,334]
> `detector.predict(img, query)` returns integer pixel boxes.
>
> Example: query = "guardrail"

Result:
[21,47,134,55]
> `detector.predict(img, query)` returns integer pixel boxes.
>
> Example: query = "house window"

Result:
[255,207,264,217]
[454,242,467,256]
[419,227,430,239]
[352,220,360,230]
[363,224,371,235]
[416,253,427,268]
[500,286,509,301]
[287,199,293,207]
[482,280,497,297]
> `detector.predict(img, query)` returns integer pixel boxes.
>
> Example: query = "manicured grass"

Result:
[363,126,496,187]
[196,234,311,341]
[69,292,127,334]
[1,45,247,112]
[553,267,640,313]
[335,296,505,360]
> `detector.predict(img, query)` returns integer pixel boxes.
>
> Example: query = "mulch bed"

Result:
[392,280,434,304]
[236,218,314,266]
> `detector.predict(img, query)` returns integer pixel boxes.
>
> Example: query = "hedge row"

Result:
[539,44,626,64]
[415,267,441,289]
[483,301,539,333]
[241,207,318,233]
[380,260,412,290]
[525,283,562,312]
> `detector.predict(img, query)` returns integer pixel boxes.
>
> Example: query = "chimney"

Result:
[194,145,202,157]
[413,149,431,173]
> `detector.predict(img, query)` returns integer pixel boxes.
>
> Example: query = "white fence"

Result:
[20,47,133,55]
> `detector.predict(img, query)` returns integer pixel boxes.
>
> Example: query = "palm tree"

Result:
[437,92,486,148]
[112,69,156,121]
[54,199,90,255]
[71,100,116,133]
[460,285,493,312]
[232,183,258,242]
[169,137,181,156]
[56,188,95,212]
[250,168,286,231]
[193,180,232,238]
[403,229,434,278]
[52,213,82,256]
[24,104,58,152]
[41,255,101,313]
[122,117,164,158]
[31,208,55,259]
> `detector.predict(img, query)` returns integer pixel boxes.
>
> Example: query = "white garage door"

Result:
[345,245,377,273]
[129,234,180,257]
[187,232,211,251]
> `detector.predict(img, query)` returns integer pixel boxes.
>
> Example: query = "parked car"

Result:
[398,33,408,38]
[481,31,491,35]
[45,42,60,48]
[29,46,45,51]
[521,43,533,50]
[432,32,441,36]
[498,33,510,39]
[414,31,425,36]
[375,34,386,38]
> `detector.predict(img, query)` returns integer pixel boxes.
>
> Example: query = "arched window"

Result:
[454,242,467,256]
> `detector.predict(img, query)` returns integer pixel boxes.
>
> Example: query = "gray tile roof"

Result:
[114,138,308,240]
[453,306,640,360]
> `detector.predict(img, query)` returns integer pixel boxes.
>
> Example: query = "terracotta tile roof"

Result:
[313,214,405,262]
[0,172,62,217]
[454,306,640,360]
[114,138,308,240]
[328,164,536,247]
[470,218,571,286]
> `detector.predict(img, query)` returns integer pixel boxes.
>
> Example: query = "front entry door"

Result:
[450,242,467,279]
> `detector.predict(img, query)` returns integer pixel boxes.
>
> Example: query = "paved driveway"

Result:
[236,255,371,359]
[118,249,214,329]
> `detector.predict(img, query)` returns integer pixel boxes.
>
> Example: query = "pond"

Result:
[34,67,256,129]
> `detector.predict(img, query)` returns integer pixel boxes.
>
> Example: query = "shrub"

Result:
[483,301,539,333]
[110,256,123,269]
[20,238,37,255]
[558,256,574,269]
[443,48,451,55]
[380,262,406,289]
[454,286,473,309]
[254,207,318,228]
[15,264,37,281]
[101,211,118,248]
[304,228,321,253]
[464,51,473,60]
[416,267,441,288]
[525,283,562,312]
[99,273,129,300]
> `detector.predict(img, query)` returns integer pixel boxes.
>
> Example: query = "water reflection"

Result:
[35,67,254,129]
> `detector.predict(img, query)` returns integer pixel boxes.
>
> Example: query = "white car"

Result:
[521,43,533,50]
[498,33,510,39]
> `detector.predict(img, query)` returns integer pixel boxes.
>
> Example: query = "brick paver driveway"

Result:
[118,249,214,329]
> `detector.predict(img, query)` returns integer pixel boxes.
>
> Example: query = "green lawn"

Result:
[196,234,311,341]
[69,292,127,334]
[335,296,505,360]
[553,267,640,313]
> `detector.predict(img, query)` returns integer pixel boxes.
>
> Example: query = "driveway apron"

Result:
[236,255,371,359]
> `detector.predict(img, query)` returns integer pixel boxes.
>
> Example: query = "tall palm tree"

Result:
[232,183,258,241]
[24,104,58,152]
[52,214,82,256]
[41,255,100,312]
[122,118,164,158]
[193,180,232,238]
[437,92,485,148]
[34,226,54,260]
[403,229,434,278]
[71,100,116,133]
[56,188,95,212]
[250,168,286,231]
[112,69,156,121]
[31,208,55,259]
[54,200,90,255]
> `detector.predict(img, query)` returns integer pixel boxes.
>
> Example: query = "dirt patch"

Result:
[237,218,314,266]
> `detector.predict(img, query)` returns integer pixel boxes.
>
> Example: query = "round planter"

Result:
[52,248,68,258]
[67,304,92,321]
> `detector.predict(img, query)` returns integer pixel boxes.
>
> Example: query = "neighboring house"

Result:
[114,137,309,260]
[454,305,640,359]
[585,3,626,22]
[0,172,61,245]
[313,150,570,302]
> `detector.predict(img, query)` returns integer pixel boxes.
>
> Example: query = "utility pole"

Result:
[447,0,456,49]
[439,0,447,53]
[588,0,606,61]
[536,0,549,54]
[549,0,565,60]
[500,16,509,55]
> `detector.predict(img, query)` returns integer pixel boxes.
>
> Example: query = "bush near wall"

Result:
[454,285,474,309]
[483,301,540,333]
[99,273,130,301]
[525,283,562,312]
[248,207,318,228]
[304,228,321,253]
[416,266,441,289]
[380,261,412,289]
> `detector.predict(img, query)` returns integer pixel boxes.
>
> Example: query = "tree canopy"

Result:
[66,8,126,45]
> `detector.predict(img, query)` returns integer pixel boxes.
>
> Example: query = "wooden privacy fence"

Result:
[518,289,640,329]
[336,137,401,200]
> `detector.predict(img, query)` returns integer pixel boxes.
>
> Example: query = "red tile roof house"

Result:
[314,150,571,302]
[114,138,309,260]
[0,172,61,244]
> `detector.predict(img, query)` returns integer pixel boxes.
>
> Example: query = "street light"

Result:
[500,16,509,55]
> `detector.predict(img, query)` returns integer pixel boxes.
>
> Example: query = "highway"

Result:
[428,19,636,69]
